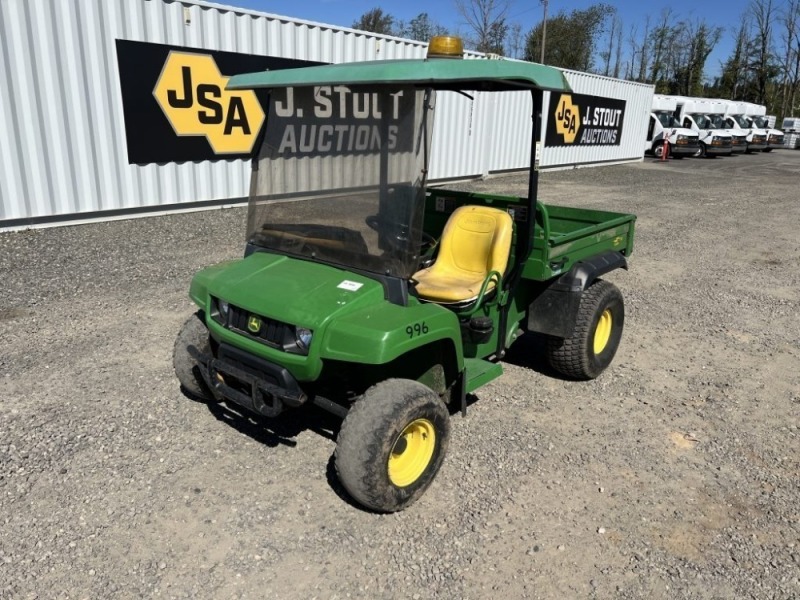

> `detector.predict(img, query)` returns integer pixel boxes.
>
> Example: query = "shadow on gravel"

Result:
[203,399,341,448]
[502,331,573,381]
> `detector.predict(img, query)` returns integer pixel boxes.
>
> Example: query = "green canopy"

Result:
[227,58,571,93]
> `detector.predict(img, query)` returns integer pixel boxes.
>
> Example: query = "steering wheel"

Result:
[366,215,437,256]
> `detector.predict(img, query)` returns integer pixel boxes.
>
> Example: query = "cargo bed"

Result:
[424,189,636,282]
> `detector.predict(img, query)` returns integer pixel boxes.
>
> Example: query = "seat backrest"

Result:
[437,205,513,278]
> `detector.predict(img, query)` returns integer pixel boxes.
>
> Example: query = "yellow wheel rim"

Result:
[593,309,613,355]
[388,419,436,487]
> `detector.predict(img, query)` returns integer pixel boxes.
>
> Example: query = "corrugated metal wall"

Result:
[0,0,651,228]
[542,69,653,169]
[0,0,432,225]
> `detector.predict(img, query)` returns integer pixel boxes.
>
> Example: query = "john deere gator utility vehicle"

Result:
[174,37,636,512]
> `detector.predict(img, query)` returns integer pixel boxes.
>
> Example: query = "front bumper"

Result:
[731,138,748,153]
[767,135,784,149]
[197,343,307,417]
[706,144,732,156]
[670,142,699,156]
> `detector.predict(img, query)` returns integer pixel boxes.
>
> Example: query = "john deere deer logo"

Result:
[153,51,265,154]
[247,315,262,334]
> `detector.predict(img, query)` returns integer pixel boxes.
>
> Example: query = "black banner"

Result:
[262,87,418,158]
[545,92,626,147]
[115,40,319,164]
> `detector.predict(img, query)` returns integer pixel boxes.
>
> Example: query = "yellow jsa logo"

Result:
[554,94,579,144]
[153,52,265,154]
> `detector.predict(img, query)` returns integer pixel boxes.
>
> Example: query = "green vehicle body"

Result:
[183,56,635,421]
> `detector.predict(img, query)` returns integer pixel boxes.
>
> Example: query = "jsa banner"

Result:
[115,40,318,164]
[545,92,626,147]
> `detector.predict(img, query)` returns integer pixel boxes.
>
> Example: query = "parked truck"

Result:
[720,100,768,152]
[645,95,699,158]
[672,97,736,157]
[173,37,636,512]
[741,102,784,152]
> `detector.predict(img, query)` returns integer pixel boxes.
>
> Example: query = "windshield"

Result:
[690,113,714,129]
[709,114,727,129]
[731,114,750,128]
[246,85,435,279]
[654,110,678,128]
[751,116,769,128]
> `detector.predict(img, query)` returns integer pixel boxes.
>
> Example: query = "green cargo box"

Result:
[424,188,636,281]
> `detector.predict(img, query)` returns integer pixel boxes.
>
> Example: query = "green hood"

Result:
[192,252,384,330]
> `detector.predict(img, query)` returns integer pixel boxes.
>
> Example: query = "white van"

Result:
[741,103,784,151]
[645,95,700,158]
[671,97,736,157]
[720,101,768,152]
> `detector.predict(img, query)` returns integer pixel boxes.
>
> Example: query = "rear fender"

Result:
[527,250,627,338]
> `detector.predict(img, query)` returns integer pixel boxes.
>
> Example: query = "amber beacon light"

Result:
[427,36,464,59]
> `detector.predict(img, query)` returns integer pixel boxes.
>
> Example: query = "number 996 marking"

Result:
[406,322,429,338]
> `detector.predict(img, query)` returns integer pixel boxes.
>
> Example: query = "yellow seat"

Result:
[413,205,513,304]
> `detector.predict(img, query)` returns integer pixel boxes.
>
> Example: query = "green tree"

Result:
[747,0,780,105]
[352,8,395,35]
[455,0,512,55]
[778,0,800,116]
[398,13,448,41]
[524,3,613,71]
[717,21,751,99]
[663,20,723,95]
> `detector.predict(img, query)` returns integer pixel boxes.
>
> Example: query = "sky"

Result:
[224,0,757,79]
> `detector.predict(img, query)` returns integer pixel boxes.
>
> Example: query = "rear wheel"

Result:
[546,279,625,380]
[173,312,211,399]
[335,379,450,512]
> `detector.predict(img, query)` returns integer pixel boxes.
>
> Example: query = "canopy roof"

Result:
[227,58,571,93]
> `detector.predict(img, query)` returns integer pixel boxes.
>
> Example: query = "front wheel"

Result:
[546,279,624,380]
[695,143,706,158]
[335,379,450,512]
[652,141,667,159]
[173,312,211,399]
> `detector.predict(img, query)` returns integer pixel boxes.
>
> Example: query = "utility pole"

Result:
[540,0,548,63]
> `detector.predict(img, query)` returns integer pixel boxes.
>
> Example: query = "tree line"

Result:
[352,0,800,119]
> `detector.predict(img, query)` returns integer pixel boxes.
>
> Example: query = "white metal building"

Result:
[0,0,653,229]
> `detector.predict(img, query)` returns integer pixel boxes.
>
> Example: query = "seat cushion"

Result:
[413,205,512,303]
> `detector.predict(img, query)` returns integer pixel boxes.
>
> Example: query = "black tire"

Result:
[335,379,450,512]
[652,141,667,159]
[546,279,624,380]
[173,312,211,399]
[763,148,773,153]
[696,143,707,158]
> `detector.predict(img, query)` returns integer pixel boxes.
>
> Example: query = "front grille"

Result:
[227,304,290,348]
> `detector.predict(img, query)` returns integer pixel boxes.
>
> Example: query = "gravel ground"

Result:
[1,150,799,599]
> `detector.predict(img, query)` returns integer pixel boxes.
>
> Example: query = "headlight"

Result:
[295,327,313,351]
[676,135,687,143]
[211,296,230,324]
